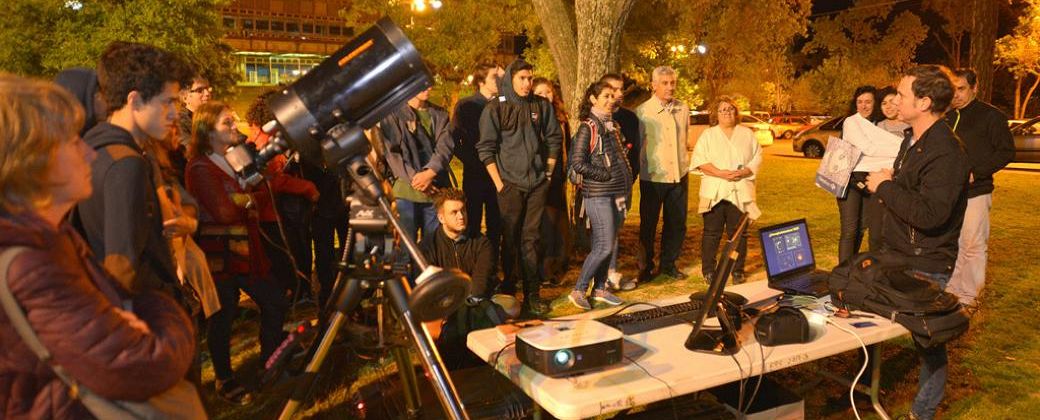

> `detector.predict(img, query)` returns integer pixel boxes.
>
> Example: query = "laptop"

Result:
[757,219,831,297]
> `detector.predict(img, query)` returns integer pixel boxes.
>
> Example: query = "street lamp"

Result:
[696,44,707,54]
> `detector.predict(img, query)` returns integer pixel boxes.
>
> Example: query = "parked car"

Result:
[1011,115,1040,163]
[768,115,813,139]
[793,115,844,158]
[688,112,775,149]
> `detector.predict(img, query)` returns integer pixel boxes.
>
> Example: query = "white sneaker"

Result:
[607,270,637,291]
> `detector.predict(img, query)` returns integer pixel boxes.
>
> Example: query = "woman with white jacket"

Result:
[690,96,762,284]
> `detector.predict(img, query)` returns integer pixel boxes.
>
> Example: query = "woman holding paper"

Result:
[836,85,902,263]
[691,96,762,284]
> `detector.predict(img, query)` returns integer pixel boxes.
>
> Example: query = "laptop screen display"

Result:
[760,220,815,277]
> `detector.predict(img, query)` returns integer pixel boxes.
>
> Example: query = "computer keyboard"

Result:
[598,300,706,335]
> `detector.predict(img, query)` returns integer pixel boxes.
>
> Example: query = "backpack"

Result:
[567,120,601,188]
[437,298,508,370]
[828,251,969,348]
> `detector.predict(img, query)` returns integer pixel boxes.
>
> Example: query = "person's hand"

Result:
[309,190,321,203]
[411,169,437,192]
[866,168,893,193]
[495,180,505,193]
[115,308,151,334]
[969,172,975,184]
[163,216,197,238]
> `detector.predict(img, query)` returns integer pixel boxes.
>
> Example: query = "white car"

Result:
[688,112,775,149]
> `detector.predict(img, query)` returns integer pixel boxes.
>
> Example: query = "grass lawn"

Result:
[207,146,1040,419]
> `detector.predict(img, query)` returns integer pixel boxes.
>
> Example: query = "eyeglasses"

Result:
[189,86,212,94]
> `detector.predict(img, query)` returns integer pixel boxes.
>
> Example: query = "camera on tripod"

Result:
[222,17,474,420]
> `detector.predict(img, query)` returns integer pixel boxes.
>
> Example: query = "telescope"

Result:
[223,17,471,420]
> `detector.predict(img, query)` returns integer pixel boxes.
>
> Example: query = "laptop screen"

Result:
[759,220,815,278]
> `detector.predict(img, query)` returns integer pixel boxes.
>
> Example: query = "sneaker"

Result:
[216,378,254,406]
[638,270,654,283]
[568,290,592,310]
[607,270,637,291]
[591,289,623,306]
[660,267,686,279]
[521,294,550,317]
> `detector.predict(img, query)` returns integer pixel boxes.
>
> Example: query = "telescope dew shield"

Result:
[270,17,432,166]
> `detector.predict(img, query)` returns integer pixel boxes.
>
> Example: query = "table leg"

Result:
[868,344,891,420]
[814,344,891,420]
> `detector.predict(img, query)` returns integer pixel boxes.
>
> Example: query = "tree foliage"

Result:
[796,0,927,115]
[923,0,971,68]
[995,0,1040,118]
[0,0,237,94]
[341,0,529,84]
[619,0,809,112]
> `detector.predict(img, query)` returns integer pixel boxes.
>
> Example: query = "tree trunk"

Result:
[1021,73,1040,119]
[571,0,635,125]
[1014,76,1023,119]
[532,0,578,113]
[534,0,635,125]
[970,0,999,101]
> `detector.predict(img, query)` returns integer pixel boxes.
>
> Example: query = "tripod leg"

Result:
[280,279,364,420]
[279,311,347,420]
[390,346,422,417]
[384,276,469,420]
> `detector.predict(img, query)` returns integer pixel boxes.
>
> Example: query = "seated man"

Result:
[420,189,502,369]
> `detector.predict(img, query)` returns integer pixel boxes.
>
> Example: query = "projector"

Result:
[515,320,624,377]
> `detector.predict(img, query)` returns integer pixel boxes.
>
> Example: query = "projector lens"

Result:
[553,349,574,367]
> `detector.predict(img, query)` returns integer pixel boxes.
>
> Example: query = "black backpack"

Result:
[437,298,508,370]
[828,251,969,348]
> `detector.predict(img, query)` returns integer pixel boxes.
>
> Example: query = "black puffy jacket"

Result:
[569,115,633,198]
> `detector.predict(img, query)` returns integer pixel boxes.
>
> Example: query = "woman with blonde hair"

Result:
[0,74,197,418]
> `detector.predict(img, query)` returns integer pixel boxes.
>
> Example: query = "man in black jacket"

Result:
[419,189,496,300]
[420,189,499,369]
[452,63,504,248]
[866,65,969,420]
[476,59,563,317]
[77,41,191,296]
[943,68,1015,309]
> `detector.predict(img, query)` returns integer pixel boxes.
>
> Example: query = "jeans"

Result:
[909,270,950,420]
[701,200,748,278]
[396,198,439,244]
[837,173,883,263]
[497,180,549,298]
[947,194,991,305]
[638,177,689,274]
[207,275,288,381]
[575,196,624,293]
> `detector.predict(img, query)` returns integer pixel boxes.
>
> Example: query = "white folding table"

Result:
[467,281,909,419]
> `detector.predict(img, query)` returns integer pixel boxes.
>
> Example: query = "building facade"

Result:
[222,0,353,85]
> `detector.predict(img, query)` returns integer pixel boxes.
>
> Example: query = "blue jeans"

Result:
[909,270,950,420]
[575,196,623,293]
[396,199,439,243]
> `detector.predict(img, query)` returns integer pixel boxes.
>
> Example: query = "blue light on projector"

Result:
[553,349,573,367]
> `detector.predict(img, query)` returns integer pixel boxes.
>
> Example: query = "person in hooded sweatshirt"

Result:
[76,42,191,300]
[476,59,563,317]
[54,67,107,137]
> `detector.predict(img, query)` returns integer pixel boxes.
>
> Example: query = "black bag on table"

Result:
[828,251,970,348]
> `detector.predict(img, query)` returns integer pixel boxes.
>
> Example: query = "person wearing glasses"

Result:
[690,96,762,284]
[178,76,213,147]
